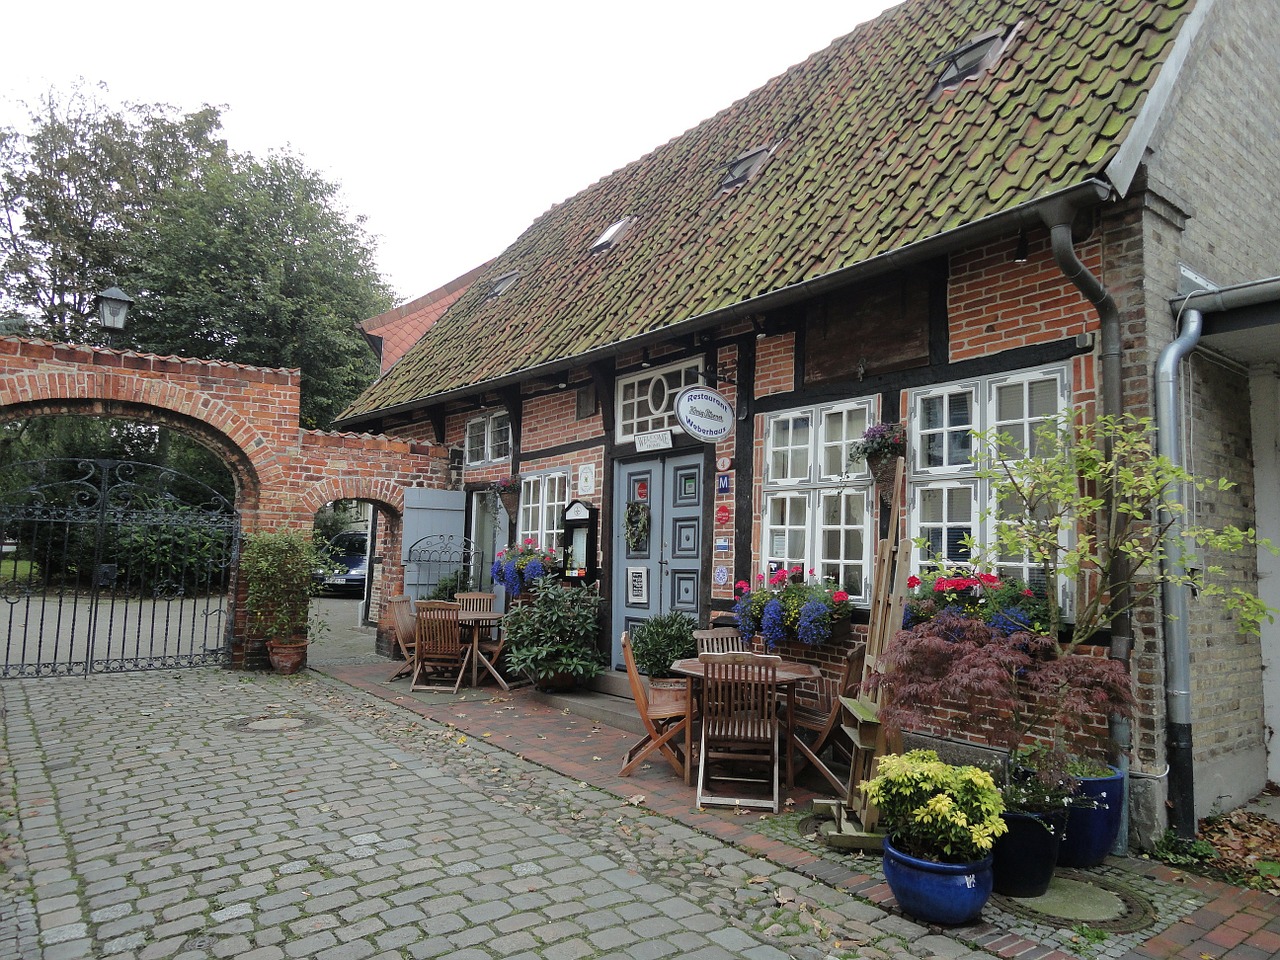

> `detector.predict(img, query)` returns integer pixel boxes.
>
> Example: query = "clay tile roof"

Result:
[359,262,492,374]
[340,0,1193,423]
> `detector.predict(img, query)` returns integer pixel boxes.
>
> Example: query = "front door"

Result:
[611,452,704,668]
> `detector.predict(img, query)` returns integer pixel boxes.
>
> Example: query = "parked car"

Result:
[316,532,368,596]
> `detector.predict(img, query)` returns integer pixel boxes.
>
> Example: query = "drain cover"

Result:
[225,712,325,733]
[992,869,1157,932]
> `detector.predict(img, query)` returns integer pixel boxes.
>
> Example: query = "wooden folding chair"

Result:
[411,601,469,694]
[387,595,417,681]
[784,641,866,796]
[696,651,782,813]
[620,632,690,778]
[455,591,504,675]
[694,627,747,654]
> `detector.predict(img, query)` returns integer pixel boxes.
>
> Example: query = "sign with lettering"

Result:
[716,473,731,495]
[674,386,734,443]
[634,430,673,452]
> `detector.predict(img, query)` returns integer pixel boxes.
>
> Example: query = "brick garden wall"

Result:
[0,336,449,667]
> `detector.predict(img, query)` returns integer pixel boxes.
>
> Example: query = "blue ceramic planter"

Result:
[992,809,1065,897]
[1058,765,1125,868]
[882,835,994,926]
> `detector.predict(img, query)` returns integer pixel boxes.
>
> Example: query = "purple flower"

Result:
[760,598,787,648]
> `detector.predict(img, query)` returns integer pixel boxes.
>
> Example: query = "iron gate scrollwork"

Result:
[0,458,237,677]
[403,534,483,601]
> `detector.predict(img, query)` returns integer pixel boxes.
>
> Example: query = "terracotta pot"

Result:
[648,676,689,712]
[266,640,309,676]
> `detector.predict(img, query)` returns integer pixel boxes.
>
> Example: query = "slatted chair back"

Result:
[696,651,782,812]
[619,632,689,778]
[455,591,496,613]
[412,601,468,693]
[387,595,418,681]
[694,627,746,655]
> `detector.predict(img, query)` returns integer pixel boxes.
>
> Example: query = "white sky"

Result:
[2,0,898,305]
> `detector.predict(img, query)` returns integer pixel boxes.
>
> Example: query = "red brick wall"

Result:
[0,336,449,667]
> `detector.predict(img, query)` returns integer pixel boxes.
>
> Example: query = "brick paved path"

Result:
[0,669,976,960]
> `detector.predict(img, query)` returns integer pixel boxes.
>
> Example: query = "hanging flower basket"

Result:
[868,452,900,504]
[493,476,521,518]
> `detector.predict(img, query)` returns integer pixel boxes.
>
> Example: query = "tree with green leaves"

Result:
[0,83,390,428]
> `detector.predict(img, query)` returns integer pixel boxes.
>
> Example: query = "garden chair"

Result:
[783,641,865,796]
[411,601,469,694]
[694,626,747,654]
[455,591,504,676]
[387,595,418,681]
[696,650,782,813]
[620,632,690,779]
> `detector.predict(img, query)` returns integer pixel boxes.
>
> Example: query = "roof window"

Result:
[589,216,634,255]
[484,270,519,301]
[720,146,771,191]
[927,23,1022,100]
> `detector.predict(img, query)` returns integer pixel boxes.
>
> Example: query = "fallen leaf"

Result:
[625,795,646,806]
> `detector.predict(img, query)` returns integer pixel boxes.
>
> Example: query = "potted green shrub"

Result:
[630,611,697,710]
[502,576,604,690]
[862,749,1007,926]
[240,529,331,675]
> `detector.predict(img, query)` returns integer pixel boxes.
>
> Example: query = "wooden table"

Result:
[458,610,507,690]
[670,656,820,787]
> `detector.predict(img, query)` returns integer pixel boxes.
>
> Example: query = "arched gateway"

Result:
[0,336,448,673]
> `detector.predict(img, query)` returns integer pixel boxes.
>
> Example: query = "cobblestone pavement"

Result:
[0,668,982,960]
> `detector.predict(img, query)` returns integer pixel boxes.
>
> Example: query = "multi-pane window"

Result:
[761,401,873,599]
[908,367,1066,583]
[465,412,510,465]
[616,358,704,442]
[518,472,568,551]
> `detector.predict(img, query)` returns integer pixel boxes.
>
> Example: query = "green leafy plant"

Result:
[1153,828,1216,866]
[623,500,650,551]
[972,410,1275,647]
[428,568,470,601]
[502,576,605,685]
[630,611,697,677]
[847,421,907,465]
[239,529,331,645]
[861,749,1008,864]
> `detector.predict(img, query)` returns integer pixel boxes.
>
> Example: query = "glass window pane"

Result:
[922,396,942,430]
[948,393,972,428]
[947,488,972,522]
[920,488,943,522]
[948,430,972,466]
[1028,378,1057,417]
[997,383,1023,421]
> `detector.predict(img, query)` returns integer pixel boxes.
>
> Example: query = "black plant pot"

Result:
[992,809,1066,898]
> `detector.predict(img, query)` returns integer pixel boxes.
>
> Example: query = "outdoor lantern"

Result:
[96,286,134,330]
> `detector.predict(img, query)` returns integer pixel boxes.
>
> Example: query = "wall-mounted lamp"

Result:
[640,348,652,368]
[752,319,767,339]
[1013,229,1029,263]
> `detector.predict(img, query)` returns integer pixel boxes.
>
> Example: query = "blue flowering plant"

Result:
[491,540,559,597]
[733,566,853,648]
[901,566,1049,636]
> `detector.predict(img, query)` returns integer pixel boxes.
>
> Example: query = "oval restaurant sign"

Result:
[674,386,734,443]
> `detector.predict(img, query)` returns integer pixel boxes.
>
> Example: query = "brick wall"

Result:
[0,337,449,668]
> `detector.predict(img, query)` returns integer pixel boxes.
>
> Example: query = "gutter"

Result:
[336,180,1112,430]
[1036,195,1132,855]
[1160,277,1280,838]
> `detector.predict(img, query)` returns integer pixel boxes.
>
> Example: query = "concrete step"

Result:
[530,680,644,736]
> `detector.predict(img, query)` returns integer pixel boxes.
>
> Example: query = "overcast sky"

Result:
[3,0,898,305]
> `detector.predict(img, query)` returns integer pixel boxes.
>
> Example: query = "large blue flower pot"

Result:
[992,809,1065,897]
[1058,765,1125,868]
[882,835,993,926]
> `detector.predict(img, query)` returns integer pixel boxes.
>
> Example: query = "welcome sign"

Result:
[674,386,734,442]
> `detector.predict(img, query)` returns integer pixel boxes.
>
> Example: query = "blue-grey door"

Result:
[610,453,703,668]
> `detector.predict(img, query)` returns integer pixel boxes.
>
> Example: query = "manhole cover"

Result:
[992,869,1157,933]
[225,713,325,733]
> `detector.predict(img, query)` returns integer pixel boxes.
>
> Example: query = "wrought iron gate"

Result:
[403,533,483,601]
[0,459,238,677]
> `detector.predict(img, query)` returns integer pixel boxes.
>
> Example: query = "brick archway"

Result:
[0,336,449,665]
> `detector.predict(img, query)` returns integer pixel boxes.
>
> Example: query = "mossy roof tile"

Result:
[341,0,1196,420]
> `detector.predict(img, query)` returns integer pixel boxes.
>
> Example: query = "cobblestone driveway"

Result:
[0,670,967,960]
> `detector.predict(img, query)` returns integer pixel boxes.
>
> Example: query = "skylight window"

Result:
[927,23,1022,100]
[484,271,519,301]
[720,146,771,191]
[589,216,634,255]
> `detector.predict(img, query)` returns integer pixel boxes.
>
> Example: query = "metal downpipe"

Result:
[1042,208,1133,853]
[1155,306,1203,839]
